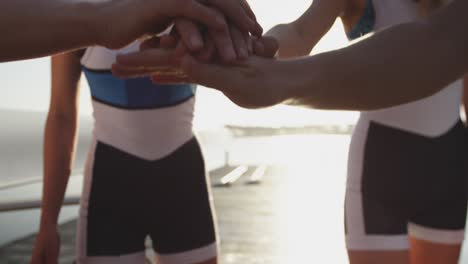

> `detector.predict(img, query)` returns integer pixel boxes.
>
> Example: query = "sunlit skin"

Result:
[28,1,263,263]
[0,0,262,63]
[112,0,467,263]
[114,0,468,112]
[112,30,280,84]
[249,1,465,263]
[30,48,221,264]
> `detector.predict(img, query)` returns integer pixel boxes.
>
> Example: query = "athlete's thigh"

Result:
[344,188,411,252]
[147,138,218,264]
[348,250,409,264]
[408,199,466,264]
[407,202,466,264]
[406,121,467,264]
[76,140,148,263]
[345,121,413,259]
[409,237,461,264]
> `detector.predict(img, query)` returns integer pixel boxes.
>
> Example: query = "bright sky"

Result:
[0,0,358,130]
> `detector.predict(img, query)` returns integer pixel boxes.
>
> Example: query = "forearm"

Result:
[268,1,342,59]
[0,0,102,62]
[285,0,468,110]
[266,24,313,58]
[40,115,78,227]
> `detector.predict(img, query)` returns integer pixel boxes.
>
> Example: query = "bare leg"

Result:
[409,237,461,264]
[348,250,409,264]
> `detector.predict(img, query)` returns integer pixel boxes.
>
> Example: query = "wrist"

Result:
[39,213,59,231]
[39,221,58,233]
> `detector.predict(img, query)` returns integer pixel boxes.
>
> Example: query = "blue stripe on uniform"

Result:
[346,0,376,41]
[83,68,196,109]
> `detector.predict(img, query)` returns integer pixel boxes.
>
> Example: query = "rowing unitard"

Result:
[76,42,218,264]
[345,0,467,250]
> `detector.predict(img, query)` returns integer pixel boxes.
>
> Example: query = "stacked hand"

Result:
[101,0,262,52]
[112,19,279,84]
[31,2,272,264]
[112,21,282,108]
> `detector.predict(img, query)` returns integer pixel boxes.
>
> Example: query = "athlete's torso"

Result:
[347,0,462,136]
[81,42,196,160]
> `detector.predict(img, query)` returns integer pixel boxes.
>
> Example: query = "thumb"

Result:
[260,37,279,58]
[254,37,279,58]
[116,49,176,68]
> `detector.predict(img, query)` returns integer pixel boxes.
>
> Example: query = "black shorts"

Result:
[345,120,468,250]
[76,137,217,263]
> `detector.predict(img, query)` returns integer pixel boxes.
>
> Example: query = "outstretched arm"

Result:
[266,0,346,58]
[1,0,98,62]
[178,0,468,110]
[287,0,468,110]
[114,0,468,110]
[1,0,262,62]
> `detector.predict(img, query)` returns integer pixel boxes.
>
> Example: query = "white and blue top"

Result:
[346,0,462,136]
[81,42,197,160]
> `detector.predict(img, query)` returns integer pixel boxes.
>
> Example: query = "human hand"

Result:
[178,55,288,108]
[112,32,279,82]
[147,31,278,84]
[112,41,285,109]
[30,226,60,264]
[98,0,262,60]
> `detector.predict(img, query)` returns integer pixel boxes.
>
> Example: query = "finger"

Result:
[111,64,162,78]
[176,0,228,32]
[255,36,279,58]
[246,33,253,55]
[115,49,177,68]
[230,25,249,60]
[209,28,237,62]
[174,18,204,52]
[112,65,156,78]
[139,37,161,50]
[151,74,193,84]
[206,0,262,36]
[194,35,216,62]
[254,39,265,56]
[239,0,263,35]
[174,41,190,58]
[201,8,236,62]
[159,35,179,49]
[240,0,257,21]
